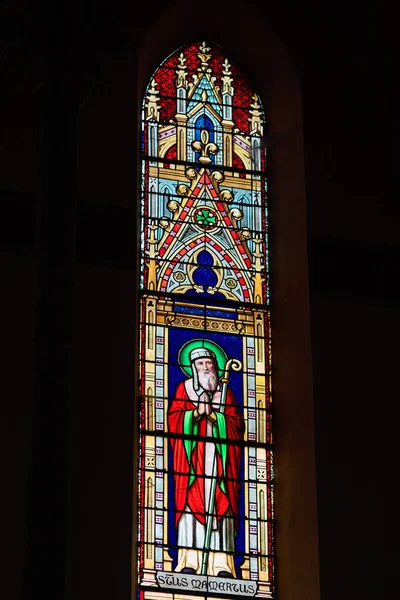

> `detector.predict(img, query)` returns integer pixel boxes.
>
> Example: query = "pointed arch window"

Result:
[138,41,274,599]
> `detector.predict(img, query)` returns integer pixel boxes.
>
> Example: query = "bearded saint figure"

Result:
[168,347,244,578]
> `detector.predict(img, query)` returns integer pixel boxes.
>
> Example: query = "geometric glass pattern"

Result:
[137,40,274,600]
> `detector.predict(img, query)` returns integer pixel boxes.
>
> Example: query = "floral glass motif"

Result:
[138,41,274,600]
[193,207,219,230]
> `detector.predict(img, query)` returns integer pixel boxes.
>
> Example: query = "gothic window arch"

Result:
[138,40,274,600]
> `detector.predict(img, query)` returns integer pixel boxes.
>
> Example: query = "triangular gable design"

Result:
[158,169,252,273]
[187,74,222,115]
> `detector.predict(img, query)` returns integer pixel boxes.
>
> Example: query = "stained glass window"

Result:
[138,41,274,600]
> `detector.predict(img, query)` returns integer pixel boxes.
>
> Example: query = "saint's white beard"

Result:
[198,371,218,392]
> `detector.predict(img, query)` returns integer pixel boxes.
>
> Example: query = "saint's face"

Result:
[194,358,216,375]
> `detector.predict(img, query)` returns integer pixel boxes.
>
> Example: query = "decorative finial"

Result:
[146,78,160,122]
[222,58,234,96]
[198,41,212,71]
[248,93,264,135]
[146,222,159,260]
[145,221,159,289]
[252,235,265,304]
[176,53,188,89]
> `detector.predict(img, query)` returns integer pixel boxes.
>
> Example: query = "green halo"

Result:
[178,339,228,378]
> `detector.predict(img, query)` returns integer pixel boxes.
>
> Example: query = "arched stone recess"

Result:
[136,4,320,600]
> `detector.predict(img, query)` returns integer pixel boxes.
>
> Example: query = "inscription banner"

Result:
[156,572,258,596]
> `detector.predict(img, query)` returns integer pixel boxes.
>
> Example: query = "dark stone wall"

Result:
[0,1,395,599]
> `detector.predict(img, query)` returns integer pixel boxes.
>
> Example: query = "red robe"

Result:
[168,380,244,531]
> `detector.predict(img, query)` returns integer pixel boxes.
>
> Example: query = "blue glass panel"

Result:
[173,304,237,320]
[195,115,215,165]
[167,329,245,576]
